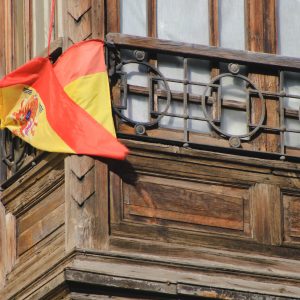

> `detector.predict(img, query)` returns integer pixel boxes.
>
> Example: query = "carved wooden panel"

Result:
[283,193,300,246]
[17,184,64,256]
[122,174,250,235]
[110,153,255,249]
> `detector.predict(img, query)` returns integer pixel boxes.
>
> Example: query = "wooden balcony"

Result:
[1,140,300,299]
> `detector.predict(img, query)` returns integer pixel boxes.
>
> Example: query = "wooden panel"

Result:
[17,185,64,256]
[123,175,247,232]
[283,194,300,245]
[250,183,282,245]
[110,153,252,242]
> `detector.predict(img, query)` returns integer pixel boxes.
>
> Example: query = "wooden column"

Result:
[64,0,108,253]
[0,205,16,287]
[251,183,282,245]
[0,204,6,287]
[65,156,109,252]
[247,0,279,153]
[247,0,282,246]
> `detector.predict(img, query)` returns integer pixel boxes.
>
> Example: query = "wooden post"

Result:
[5,213,16,274]
[0,204,6,287]
[246,0,279,153]
[65,156,109,252]
[64,0,108,253]
[251,183,282,245]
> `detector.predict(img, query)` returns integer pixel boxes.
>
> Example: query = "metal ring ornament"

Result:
[113,60,172,128]
[202,73,266,141]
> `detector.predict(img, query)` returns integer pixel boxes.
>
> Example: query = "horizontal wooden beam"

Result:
[106,33,300,72]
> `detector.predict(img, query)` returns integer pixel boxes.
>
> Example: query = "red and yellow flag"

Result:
[0,40,128,160]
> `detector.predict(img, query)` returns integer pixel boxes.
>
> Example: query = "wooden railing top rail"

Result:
[106,33,300,72]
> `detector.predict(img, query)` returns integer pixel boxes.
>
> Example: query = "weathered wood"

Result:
[69,254,300,298]
[17,185,64,235]
[95,159,109,250]
[65,155,107,252]
[1,154,65,215]
[0,0,5,77]
[5,213,16,274]
[247,0,279,153]
[67,0,91,21]
[4,0,12,73]
[91,0,105,39]
[0,203,6,287]
[106,33,300,72]
[66,0,92,45]
[120,139,300,176]
[251,183,282,245]
[177,283,289,299]
[148,0,157,38]
[1,228,66,300]
[123,175,247,230]
[106,0,120,33]
[283,194,300,245]
[17,201,64,256]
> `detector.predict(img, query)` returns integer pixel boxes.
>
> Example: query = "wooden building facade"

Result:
[1,0,300,299]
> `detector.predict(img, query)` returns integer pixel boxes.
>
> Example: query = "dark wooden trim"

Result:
[147,0,157,38]
[106,33,300,72]
[209,0,219,48]
[106,0,120,33]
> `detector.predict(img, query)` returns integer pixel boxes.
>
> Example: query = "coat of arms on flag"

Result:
[0,40,128,160]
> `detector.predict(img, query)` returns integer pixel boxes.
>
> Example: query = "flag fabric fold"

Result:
[0,40,128,160]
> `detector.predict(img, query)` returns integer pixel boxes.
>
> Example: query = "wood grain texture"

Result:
[67,0,91,21]
[91,0,105,39]
[5,213,16,274]
[251,183,282,245]
[283,194,300,246]
[65,155,106,252]
[123,175,247,231]
[106,33,300,72]
[247,0,279,153]
[0,0,5,77]
[17,186,65,256]
[106,0,120,33]
[0,204,6,287]
[66,0,92,45]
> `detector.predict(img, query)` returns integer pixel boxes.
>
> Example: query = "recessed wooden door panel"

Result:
[123,175,248,232]
[110,155,252,243]
[283,194,300,246]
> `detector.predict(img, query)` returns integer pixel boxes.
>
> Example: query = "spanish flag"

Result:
[0,40,128,160]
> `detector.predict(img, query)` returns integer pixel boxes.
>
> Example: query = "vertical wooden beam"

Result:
[24,0,32,61]
[5,213,16,274]
[4,0,13,73]
[148,0,157,38]
[209,0,219,48]
[251,183,282,245]
[209,0,220,124]
[0,204,6,287]
[246,0,279,153]
[106,0,120,33]
[65,156,109,252]
[0,0,5,77]
[263,0,279,153]
[92,0,105,39]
